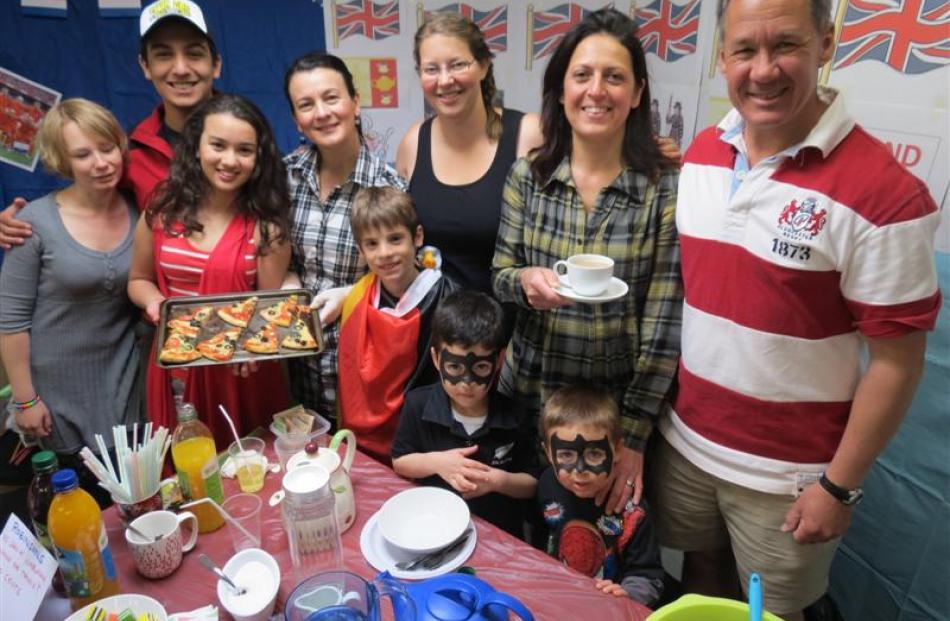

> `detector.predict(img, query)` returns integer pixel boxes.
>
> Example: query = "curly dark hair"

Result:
[530,8,669,182]
[147,94,290,254]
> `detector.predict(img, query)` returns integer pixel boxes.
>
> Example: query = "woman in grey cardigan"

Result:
[0,99,143,505]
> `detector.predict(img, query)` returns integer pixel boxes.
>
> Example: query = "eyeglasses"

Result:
[419,59,476,79]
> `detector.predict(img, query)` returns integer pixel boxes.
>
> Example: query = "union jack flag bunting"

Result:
[335,0,400,42]
[532,3,591,60]
[430,4,509,53]
[832,0,950,74]
[635,0,701,62]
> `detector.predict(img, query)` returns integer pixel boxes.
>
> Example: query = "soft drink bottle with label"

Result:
[171,402,225,533]
[27,450,66,596]
[47,468,120,611]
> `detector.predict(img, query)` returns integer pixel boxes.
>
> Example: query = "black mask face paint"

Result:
[438,350,497,386]
[550,433,613,476]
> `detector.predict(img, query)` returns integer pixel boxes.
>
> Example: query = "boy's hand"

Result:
[435,446,490,494]
[0,198,31,249]
[311,286,352,326]
[461,466,506,500]
[595,579,628,598]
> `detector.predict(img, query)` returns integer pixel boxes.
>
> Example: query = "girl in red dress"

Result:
[128,94,291,449]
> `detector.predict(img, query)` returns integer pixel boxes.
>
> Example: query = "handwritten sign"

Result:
[0,514,58,621]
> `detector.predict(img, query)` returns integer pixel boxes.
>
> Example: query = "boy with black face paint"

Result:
[392,291,539,538]
[538,386,666,606]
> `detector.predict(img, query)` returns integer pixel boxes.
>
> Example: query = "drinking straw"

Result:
[180,497,260,546]
[217,404,244,453]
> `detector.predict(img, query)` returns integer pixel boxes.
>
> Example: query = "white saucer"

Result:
[556,277,629,303]
[359,510,476,580]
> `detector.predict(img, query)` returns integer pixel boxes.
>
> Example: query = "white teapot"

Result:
[286,429,357,532]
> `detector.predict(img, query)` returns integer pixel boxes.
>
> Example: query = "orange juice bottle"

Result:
[172,403,225,533]
[47,468,120,611]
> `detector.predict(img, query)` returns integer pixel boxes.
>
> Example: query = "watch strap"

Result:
[819,472,863,505]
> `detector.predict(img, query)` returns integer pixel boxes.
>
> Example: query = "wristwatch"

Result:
[818,472,864,506]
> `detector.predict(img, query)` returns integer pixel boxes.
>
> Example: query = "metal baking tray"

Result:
[155,288,324,369]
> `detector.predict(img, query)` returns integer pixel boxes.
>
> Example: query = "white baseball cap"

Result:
[140,0,211,41]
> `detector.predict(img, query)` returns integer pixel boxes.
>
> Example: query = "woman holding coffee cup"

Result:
[491,8,681,513]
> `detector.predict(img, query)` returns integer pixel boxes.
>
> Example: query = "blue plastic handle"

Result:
[748,572,762,621]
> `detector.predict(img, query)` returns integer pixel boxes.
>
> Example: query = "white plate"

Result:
[359,510,476,580]
[556,277,629,303]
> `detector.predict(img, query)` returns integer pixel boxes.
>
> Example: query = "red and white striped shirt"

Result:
[157,228,257,297]
[664,88,942,494]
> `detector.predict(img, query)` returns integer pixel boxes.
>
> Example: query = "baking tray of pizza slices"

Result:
[155,288,324,368]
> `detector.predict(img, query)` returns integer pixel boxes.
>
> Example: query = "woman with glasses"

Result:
[280,52,406,421]
[397,13,542,295]
[492,8,682,515]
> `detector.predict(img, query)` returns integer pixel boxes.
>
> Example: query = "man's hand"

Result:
[595,579,628,598]
[520,267,571,311]
[0,198,31,249]
[781,482,854,544]
[596,446,644,514]
[434,446,491,494]
[311,286,351,326]
[15,400,52,437]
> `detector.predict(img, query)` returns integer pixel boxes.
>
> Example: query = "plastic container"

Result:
[171,403,225,533]
[270,410,332,467]
[48,469,120,611]
[27,450,66,596]
[280,465,343,582]
[647,594,784,621]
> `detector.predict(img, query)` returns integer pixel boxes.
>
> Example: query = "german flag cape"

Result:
[338,271,440,461]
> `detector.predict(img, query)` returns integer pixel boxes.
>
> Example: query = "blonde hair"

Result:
[540,386,621,446]
[413,12,502,141]
[350,186,419,244]
[37,98,127,178]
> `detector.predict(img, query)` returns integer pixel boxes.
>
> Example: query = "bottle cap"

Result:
[177,402,198,422]
[30,450,58,474]
[51,468,79,493]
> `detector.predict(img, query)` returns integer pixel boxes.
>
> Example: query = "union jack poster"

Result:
[428,3,509,53]
[832,0,950,74]
[333,0,400,45]
[635,0,701,62]
[528,3,591,67]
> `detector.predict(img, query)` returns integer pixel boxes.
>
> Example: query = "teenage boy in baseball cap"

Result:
[0,0,222,242]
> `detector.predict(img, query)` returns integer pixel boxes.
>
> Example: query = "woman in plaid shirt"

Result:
[491,8,682,514]
[280,53,406,421]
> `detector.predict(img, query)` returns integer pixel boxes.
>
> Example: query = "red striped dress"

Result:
[146,214,288,449]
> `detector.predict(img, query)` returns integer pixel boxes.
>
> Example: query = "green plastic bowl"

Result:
[647,594,783,621]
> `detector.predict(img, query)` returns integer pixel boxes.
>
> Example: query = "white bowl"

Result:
[377,486,470,554]
[66,594,167,621]
[216,547,281,621]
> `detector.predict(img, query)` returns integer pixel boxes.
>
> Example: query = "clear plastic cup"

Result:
[222,493,262,553]
[229,438,266,493]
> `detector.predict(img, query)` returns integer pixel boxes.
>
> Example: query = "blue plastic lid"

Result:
[51,468,79,493]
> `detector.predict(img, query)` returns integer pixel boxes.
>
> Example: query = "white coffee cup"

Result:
[126,509,198,579]
[553,254,614,296]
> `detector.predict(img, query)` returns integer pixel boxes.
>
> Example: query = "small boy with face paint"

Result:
[538,386,666,606]
[391,291,539,538]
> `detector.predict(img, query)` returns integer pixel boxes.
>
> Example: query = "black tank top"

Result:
[409,108,525,294]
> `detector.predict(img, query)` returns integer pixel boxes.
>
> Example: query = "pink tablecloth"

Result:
[102,443,651,621]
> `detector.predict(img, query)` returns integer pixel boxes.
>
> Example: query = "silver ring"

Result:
[624,479,635,487]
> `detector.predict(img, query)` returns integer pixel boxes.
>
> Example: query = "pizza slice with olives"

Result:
[243,322,280,354]
[159,332,202,364]
[197,327,242,362]
[217,296,258,328]
[166,305,215,338]
[281,317,318,350]
[259,294,298,328]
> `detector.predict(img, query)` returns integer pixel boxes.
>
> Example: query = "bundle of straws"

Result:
[80,423,171,504]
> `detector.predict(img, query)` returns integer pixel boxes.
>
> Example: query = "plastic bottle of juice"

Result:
[47,468,120,611]
[172,402,225,533]
[27,450,66,596]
